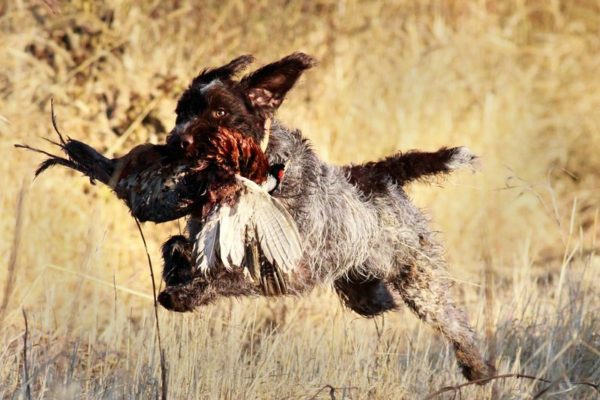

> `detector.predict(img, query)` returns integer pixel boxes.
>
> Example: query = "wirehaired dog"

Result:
[160,53,495,381]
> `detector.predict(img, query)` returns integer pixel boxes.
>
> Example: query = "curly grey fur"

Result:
[266,121,444,282]
[265,121,493,380]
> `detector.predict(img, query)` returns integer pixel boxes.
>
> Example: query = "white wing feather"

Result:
[193,175,302,277]
[193,207,221,274]
[218,203,249,271]
[236,176,302,274]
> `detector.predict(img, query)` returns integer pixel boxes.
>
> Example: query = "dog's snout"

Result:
[179,134,194,150]
[167,131,194,154]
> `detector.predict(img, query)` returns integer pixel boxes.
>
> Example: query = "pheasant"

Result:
[182,125,302,296]
[17,118,301,295]
[16,127,205,223]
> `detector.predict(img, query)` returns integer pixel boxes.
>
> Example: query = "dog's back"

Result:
[264,122,494,381]
[266,121,444,283]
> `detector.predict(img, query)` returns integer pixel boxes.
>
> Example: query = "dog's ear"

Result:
[192,54,255,84]
[241,52,317,115]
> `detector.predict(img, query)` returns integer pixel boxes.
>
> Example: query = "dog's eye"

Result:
[212,109,227,118]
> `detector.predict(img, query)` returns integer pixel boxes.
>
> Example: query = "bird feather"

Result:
[194,207,221,274]
[218,205,247,271]
[236,176,302,274]
[192,175,302,292]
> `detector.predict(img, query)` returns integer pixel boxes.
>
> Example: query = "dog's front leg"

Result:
[161,235,195,286]
[158,277,213,312]
[158,271,260,312]
[159,238,261,313]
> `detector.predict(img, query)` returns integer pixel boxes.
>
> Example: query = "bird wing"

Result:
[236,176,302,279]
[218,202,251,271]
[192,175,302,294]
[193,206,223,274]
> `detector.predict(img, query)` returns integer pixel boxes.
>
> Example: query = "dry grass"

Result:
[1,0,599,398]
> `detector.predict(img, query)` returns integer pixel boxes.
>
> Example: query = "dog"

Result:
[159,53,495,382]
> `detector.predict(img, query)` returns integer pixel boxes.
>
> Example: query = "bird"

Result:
[16,123,206,223]
[182,124,302,296]
[17,112,301,295]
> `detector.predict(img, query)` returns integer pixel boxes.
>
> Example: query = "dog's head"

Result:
[167,52,316,157]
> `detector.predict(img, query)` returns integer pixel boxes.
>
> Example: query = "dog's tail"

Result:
[344,146,479,191]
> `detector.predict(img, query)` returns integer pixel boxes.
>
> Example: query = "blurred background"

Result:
[1,1,598,398]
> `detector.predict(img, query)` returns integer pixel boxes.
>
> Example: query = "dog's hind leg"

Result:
[334,274,397,317]
[391,261,495,382]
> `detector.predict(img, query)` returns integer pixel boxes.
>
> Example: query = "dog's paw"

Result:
[158,290,195,313]
[446,147,481,172]
[461,359,498,384]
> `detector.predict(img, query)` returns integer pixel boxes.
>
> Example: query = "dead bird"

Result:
[16,120,205,223]
[17,114,299,296]
[179,125,301,297]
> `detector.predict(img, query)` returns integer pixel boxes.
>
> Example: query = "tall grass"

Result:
[1,0,599,398]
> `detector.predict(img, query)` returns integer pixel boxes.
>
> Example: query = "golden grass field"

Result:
[1,0,599,398]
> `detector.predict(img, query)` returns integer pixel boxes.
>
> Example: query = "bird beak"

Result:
[260,118,271,152]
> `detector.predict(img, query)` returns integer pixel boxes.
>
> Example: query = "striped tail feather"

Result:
[16,136,115,185]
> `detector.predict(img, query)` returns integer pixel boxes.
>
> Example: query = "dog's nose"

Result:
[167,133,194,154]
[179,134,194,151]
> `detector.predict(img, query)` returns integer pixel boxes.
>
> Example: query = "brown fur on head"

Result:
[166,53,316,156]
